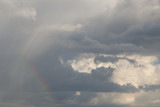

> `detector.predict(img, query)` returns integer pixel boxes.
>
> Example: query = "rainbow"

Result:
[22,57,57,106]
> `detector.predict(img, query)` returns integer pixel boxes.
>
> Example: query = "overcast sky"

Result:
[1,0,160,107]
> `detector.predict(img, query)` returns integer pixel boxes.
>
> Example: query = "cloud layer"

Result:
[0,0,160,107]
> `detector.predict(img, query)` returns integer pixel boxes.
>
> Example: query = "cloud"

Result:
[26,52,137,93]
[0,0,160,107]
[89,92,136,105]
[68,54,160,88]
[0,0,37,20]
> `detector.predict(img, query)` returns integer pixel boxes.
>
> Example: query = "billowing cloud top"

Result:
[1,0,160,107]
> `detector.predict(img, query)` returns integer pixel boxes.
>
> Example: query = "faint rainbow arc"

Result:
[22,58,57,106]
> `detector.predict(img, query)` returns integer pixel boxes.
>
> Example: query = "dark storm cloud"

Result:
[78,0,160,55]
[26,54,137,93]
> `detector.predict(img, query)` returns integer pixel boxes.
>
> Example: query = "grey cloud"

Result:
[91,67,114,81]
[26,54,137,93]
[0,0,160,107]
[59,104,127,107]
[139,84,160,91]
[0,91,129,107]
[94,55,136,64]
[78,0,160,55]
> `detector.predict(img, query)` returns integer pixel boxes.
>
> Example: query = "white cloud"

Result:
[69,53,160,87]
[89,92,137,105]
[153,100,160,104]
[111,55,160,87]
[131,90,160,107]
[88,90,160,106]
[43,24,83,32]
[69,54,114,73]
[68,54,96,73]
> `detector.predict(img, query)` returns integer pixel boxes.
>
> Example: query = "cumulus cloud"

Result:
[68,54,160,88]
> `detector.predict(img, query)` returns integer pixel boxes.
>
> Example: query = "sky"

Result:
[0,0,160,107]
